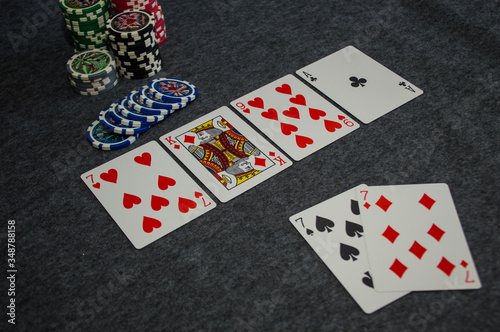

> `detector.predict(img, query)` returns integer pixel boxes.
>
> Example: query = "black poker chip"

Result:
[106,9,162,79]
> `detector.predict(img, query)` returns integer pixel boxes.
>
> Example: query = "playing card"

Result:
[296,45,423,124]
[81,141,217,249]
[355,183,481,292]
[289,185,408,314]
[159,106,293,203]
[230,74,359,161]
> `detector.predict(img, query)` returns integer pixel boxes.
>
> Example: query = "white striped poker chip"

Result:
[127,88,184,116]
[113,48,160,64]
[86,120,138,151]
[117,96,167,123]
[71,76,118,92]
[99,102,151,135]
[73,78,118,95]
[107,9,155,39]
[59,0,107,16]
[148,78,198,103]
[66,49,116,80]
[109,102,155,127]
[69,74,117,89]
[138,87,188,110]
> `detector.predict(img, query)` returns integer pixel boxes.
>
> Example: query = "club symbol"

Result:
[349,76,367,87]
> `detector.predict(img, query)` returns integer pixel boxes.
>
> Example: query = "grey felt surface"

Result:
[1,0,499,331]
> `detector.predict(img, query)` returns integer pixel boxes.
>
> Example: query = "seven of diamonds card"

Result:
[355,183,481,291]
[160,106,293,203]
[81,141,217,249]
[289,185,408,314]
[230,74,360,161]
[296,45,423,124]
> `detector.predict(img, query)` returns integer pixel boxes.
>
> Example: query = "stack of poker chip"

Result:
[110,0,166,45]
[66,49,118,96]
[106,9,162,79]
[59,0,111,53]
[87,78,198,150]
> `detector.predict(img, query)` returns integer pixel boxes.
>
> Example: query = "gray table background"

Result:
[1,0,499,330]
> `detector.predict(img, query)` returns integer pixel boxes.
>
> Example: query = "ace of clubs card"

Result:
[289,185,408,314]
[296,45,424,124]
[81,141,217,249]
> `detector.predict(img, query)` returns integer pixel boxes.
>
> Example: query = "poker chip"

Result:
[109,103,154,127]
[59,0,111,52]
[106,9,162,79]
[138,87,188,110]
[85,78,197,150]
[86,120,138,150]
[66,49,118,96]
[110,0,167,45]
[117,96,166,123]
[148,78,198,103]
[99,102,151,135]
[127,88,184,115]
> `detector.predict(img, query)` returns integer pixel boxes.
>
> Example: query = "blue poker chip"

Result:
[127,87,184,115]
[117,97,166,123]
[99,102,151,135]
[148,78,198,103]
[109,103,153,128]
[86,120,138,150]
[138,87,187,110]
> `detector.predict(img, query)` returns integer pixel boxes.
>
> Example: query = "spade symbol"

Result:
[345,220,363,238]
[306,229,314,236]
[351,199,360,215]
[316,216,335,233]
[339,243,360,261]
[350,76,367,87]
[362,271,374,288]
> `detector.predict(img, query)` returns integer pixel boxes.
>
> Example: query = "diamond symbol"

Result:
[382,225,400,243]
[437,257,456,277]
[254,157,267,167]
[269,151,275,157]
[408,241,427,259]
[427,223,445,242]
[184,135,195,144]
[174,144,181,150]
[363,202,371,209]
[461,260,469,268]
[419,193,436,210]
[375,195,392,212]
[389,259,408,278]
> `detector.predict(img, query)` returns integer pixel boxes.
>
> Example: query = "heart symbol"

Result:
[194,191,203,198]
[280,122,298,136]
[283,107,300,119]
[143,216,162,233]
[100,169,118,184]
[324,119,342,132]
[248,97,264,109]
[92,182,101,189]
[178,197,197,213]
[338,115,346,121]
[151,195,169,211]
[134,152,151,166]
[295,135,314,148]
[261,108,278,121]
[309,108,326,120]
[158,176,176,190]
[275,84,292,95]
[289,94,306,106]
[123,193,141,209]
[243,108,250,113]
